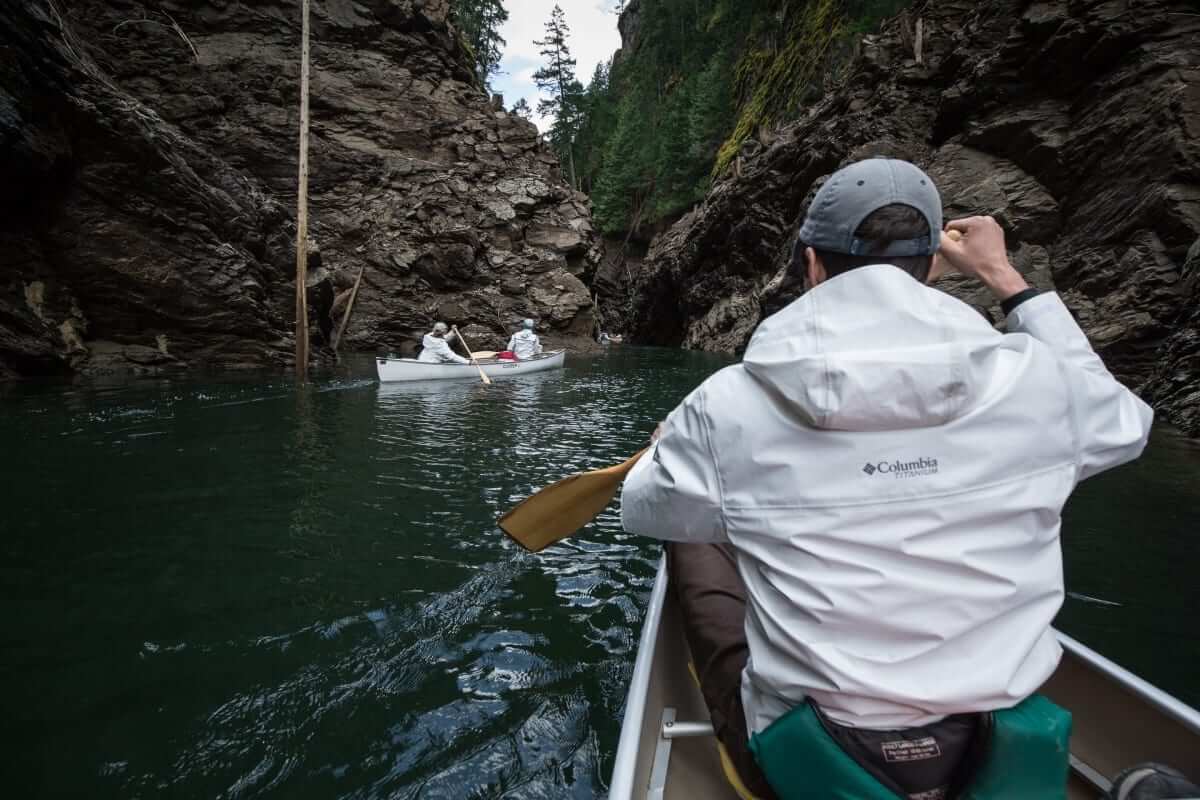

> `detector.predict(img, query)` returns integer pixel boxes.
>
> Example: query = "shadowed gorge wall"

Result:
[622,0,1200,434]
[0,0,600,377]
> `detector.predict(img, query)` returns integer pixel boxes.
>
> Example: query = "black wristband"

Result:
[1001,288,1042,316]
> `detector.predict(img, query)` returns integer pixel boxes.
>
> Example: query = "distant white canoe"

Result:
[375,350,566,383]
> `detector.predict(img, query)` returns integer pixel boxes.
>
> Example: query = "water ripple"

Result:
[3,349,733,799]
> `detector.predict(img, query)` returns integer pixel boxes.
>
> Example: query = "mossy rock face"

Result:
[577,0,914,237]
[625,0,1200,439]
[715,0,908,176]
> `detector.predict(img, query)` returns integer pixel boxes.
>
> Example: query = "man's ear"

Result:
[806,247,827,289]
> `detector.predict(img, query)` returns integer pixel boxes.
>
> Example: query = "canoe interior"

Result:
[1043,638,1200,788]
[615,557,1200,800]
[627,573,741,800]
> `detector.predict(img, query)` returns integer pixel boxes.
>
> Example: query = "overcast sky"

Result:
[492,1,623,132]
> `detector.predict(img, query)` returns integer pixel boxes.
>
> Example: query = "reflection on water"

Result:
[3,349,1199,798]
[1057,425,1200,703]
[3,350,715,799]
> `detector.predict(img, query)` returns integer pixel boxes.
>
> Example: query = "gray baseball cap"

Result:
[797,158,942,257]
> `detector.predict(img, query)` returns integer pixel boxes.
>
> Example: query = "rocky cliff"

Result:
[627,0,1200,433]
[0,0,599,377]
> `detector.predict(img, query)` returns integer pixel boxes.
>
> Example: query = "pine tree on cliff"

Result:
[510,98,533,120]
[573,62,618,195]
[455,0,508,87]
[533,5,582,189]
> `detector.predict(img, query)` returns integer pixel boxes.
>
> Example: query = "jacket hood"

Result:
[743,265,1003,431]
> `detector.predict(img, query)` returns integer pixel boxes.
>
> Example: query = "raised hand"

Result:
[936,216,1029,301]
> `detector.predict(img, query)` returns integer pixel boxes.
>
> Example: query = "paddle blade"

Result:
[498,449,647,552]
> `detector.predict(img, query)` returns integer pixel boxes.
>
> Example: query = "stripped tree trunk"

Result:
[294,0,312,380]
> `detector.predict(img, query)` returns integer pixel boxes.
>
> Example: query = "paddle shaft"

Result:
[452,326,491,385]
[926,228,964,283]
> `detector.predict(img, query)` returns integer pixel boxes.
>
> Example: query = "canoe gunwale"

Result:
[1055,631,1200,738]
[610,554,669,799]
[377,350,566,367]
[375,350,565,382]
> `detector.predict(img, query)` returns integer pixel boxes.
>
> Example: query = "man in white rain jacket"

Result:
[417,322,469,364]
[507,318,543,360]
[621,158,1152,799]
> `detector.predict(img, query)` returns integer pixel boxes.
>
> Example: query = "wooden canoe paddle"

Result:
[498,449,648,552]
[452,326,491,385]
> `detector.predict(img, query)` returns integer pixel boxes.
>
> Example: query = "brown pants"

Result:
[666,542,779,800]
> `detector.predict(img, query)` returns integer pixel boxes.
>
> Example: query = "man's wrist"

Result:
[979,265,1029,303]
[999,287,1042,316]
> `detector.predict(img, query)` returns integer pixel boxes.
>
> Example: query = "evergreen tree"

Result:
[592,83,655,233]
[455,0,508,87]
[533,5,581,188]
[575,0,759,233]
[688,49,734,175]
[574,0,914,233]
[510,97,533,119]
[654,86,695,216]
[573,62,618,194]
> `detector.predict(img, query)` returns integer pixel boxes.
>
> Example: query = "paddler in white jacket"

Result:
[507,318,543,360]
[417,322,469,364]
[620,158,1153,800]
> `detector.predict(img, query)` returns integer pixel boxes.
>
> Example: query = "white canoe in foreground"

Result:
[612,556,1200,800]
[376,350,565,382]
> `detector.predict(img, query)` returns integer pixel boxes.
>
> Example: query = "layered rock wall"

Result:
[629,0,1200,432]
[0,0,598,376]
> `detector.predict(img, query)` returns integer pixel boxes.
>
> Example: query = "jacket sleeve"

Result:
[533,335,543,355]
[431,338,468,364]
[1007,292,1153,481]
[620,388,728,542]
[506,334,517,351]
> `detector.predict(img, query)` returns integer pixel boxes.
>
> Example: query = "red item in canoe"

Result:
[497,351,517,360]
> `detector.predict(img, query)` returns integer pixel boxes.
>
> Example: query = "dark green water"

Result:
[3,348,1198,798]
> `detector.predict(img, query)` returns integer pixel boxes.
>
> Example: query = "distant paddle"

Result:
[452,326,491,385]
[499,449,647,552]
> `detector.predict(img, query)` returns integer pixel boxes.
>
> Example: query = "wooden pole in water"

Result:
[592,292,604,339]
[294,0,312,381]
[332,265,365,360]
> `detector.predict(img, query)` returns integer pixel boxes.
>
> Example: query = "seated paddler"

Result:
[417,321,469,364]
[507,318,544,360]
[619,158,1154,800]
